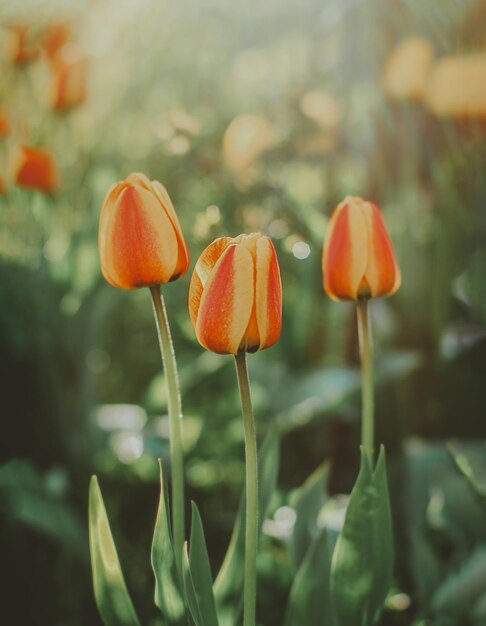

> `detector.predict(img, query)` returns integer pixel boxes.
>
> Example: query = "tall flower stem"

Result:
[234,352,258,626]
[357,297,374,462]
[150,285,184,579]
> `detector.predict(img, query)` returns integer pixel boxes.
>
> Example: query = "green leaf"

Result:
[214,428,279,626]
[88,476,141,626]
[284,527,336,626]
[188,503,219,626]
[330,447,394,626]
[182,542,205,626]
[151,461,186,625]
[431,545,486,616]
[290,464,329,571]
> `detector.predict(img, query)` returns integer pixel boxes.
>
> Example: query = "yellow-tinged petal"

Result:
[195,244,254,354]
[255,236,282,350]
[188,237,233,326]
[151,180,190,279]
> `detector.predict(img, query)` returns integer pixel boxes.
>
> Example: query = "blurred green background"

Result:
[1,0,486,624]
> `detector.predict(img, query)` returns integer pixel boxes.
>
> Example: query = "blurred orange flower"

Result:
[322,196,401,301]
[384,37,434,102]
[425,53,486,118]
[6,25,38,65]
[13,146,58,194]
[0,175,7,194]
[222,114,277,174]
[189,233,282,354]
[41,23,69,60]
[0,112,9,137]
[98,173,189,289]
[51,52,87,111]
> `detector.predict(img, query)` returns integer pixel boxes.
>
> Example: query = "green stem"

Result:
[234,352,258,626]
[150,285,184,579]
[357,297,374,462]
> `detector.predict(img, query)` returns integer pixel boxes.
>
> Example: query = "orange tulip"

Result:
[322,196,401,301]
[98,173,189,289]
[6,25,38,65]
[51,51,87,111]
[188,233,282,354]
[0,175,6,195]
[0,112,9,137]
[14,146,58,194]
[41,23,70,60]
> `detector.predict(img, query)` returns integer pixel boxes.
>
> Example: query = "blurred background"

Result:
[1,0,486,624]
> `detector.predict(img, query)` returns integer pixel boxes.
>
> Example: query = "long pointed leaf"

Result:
[189,503,219,626]
[214,428,279,626]
[330,447,393,626]
[284,527,336,626]
[88,476,141,626]
[151,461,186,624]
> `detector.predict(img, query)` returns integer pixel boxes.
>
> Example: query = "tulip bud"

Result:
[98,173,189,289]
[189,233,282,354]
[13,146,58,194]
[322,196,401,301]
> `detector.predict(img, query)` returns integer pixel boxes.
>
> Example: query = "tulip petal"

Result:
[125,172,152,190]
[188,237,233,326]
[363,203,401,298]
[234,233,260,351]
[322,199,368,300]
[195,244,254,354]
[100,185,178,289]
[98,181,127,287]
[151,180,190,279]
[255,236,282,351]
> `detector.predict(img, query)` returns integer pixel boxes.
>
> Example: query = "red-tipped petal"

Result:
[322,199,368,300]
[255,236,282,350]
[195,244,254,354]
[363,203,401,298]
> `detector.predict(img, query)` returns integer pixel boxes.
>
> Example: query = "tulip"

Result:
[51,50,87,111]
[0,112,9,137]
[98,173,189,290]
[99,173,189,577]
[14,146,58,194]
[0,176,6,195]
[190,232,281,626]
[189,232,282,355]
[322,196,401,302]
[384,37,434,102]
[323,196,401,462]
[425,53,486,118]
[222,114,277,174]
[41,23,70,60]
[6,25,38,65]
